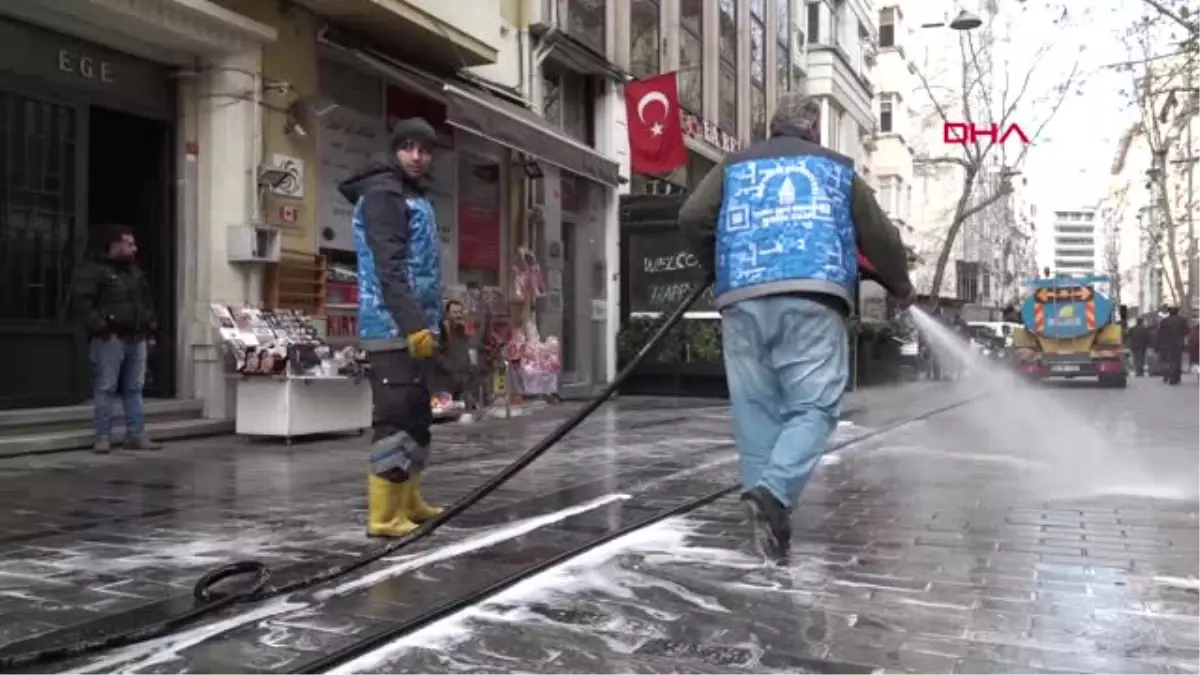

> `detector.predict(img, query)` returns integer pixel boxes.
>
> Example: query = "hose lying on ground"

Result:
[0,283,713,672]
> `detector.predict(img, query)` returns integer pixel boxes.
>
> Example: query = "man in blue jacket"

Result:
[340,118,445,538]
[679,93,915,562]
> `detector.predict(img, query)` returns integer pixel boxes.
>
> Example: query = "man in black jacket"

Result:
[678,92,915,562]
[75,226,162,453]
[1158,306,1189,385]
[1127,318,1151,376]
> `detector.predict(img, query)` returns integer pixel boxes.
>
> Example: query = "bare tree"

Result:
[911,4,1084,301]
[1100,184,1129,303]
[1119,14,1195,311]
[1139,0,1197,38]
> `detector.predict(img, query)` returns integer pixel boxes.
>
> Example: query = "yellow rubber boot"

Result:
[366,474,419,538]
[406,472,444,523]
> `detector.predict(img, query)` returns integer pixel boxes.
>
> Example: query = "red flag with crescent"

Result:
[625,72,688,175]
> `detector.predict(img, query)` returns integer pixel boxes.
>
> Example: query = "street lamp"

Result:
[949,10,983,31]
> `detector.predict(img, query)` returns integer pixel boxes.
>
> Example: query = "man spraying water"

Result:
[678,93,916,562]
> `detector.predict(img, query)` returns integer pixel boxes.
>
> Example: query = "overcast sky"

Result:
[1015,0,1149,211]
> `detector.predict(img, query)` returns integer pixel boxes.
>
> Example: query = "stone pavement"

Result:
[0,378,1195,673]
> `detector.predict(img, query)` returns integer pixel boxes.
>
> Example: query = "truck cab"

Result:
[1010,275,1127,388]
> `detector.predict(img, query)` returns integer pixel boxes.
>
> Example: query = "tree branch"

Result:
[1010,58,1082,167]
[952,183,1013,227]
[1139,0,1199,37]
[914,156,970,169]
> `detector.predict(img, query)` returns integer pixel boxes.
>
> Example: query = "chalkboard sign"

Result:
[626,228,717,313]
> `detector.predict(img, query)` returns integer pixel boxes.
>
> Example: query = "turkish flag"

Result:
[625,72,688,175]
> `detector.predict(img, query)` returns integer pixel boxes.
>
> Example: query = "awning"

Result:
[300,0,496,70]
[443,83,621,187]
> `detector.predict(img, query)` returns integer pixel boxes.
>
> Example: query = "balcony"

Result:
[299,0,500,70]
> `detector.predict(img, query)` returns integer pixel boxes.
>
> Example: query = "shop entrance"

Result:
[87,106,174,399]
[0,18,175,410]
[0,100,173,410]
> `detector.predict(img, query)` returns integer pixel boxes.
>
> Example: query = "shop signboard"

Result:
[315,105,387,252]
[680,111,741,155]
[625,228,716,314]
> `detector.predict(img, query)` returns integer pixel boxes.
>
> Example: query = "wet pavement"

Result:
[0,377,1196,673]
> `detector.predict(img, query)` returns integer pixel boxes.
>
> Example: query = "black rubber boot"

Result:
[741,486,792,563]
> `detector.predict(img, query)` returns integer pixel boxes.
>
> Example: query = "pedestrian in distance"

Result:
[1127,318,1151,377]
[1157,306,1189,386]
[678,92,916,563]
[74,225,163,454]
[340,117,445,538]
[1188,320,1199,374]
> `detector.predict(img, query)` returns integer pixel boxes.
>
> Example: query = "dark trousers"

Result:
[367,350,434,481]
[1161,346,1183,385]
[1132,348,1147,376]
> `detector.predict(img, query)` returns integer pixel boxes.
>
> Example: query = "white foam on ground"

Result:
[327,518,700,674]
[72,495,628,674]
[317,492,631,599]
[76,598,308,673]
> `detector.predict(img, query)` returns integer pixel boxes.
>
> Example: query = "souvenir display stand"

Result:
[506,247,562,402]
[210,303,372,444]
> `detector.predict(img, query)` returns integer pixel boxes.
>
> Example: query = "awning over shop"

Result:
[300,0,496,70]
[443,83,621,188]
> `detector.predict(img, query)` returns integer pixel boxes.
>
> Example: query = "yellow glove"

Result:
[406,329,437,359]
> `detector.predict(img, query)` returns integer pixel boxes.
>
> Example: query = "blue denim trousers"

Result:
[90,337,148,439]
[721,295,849,509]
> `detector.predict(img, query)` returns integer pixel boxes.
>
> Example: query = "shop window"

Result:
[458,153,503,287]
[719,60,737,135]
[679,13,703,113]
[630,0,660,78]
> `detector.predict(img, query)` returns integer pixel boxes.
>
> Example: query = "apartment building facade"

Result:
[870,0,1006,305]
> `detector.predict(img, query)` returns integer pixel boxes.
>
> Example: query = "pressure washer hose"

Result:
[0,282,712,672]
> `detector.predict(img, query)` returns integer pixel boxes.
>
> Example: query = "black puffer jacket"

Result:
[75,257,157,339]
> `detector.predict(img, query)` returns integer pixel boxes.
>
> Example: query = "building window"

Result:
[720,61,737,134]
[879,7,895,47]
[680,0,703,113]
[879,93,894,133]
[752,85,766,140]
[719,0,739,57]
[630,0,660,77]
[807,2,820,43]
[830,0,843,48]
[827,103,841,151]
[751,0,766,140]
[751,11,765,86]
[956,260,980,302]
[543,63,596,146]
[562,0,606,55]
[777,0,791,92]
[719,0,738,133]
